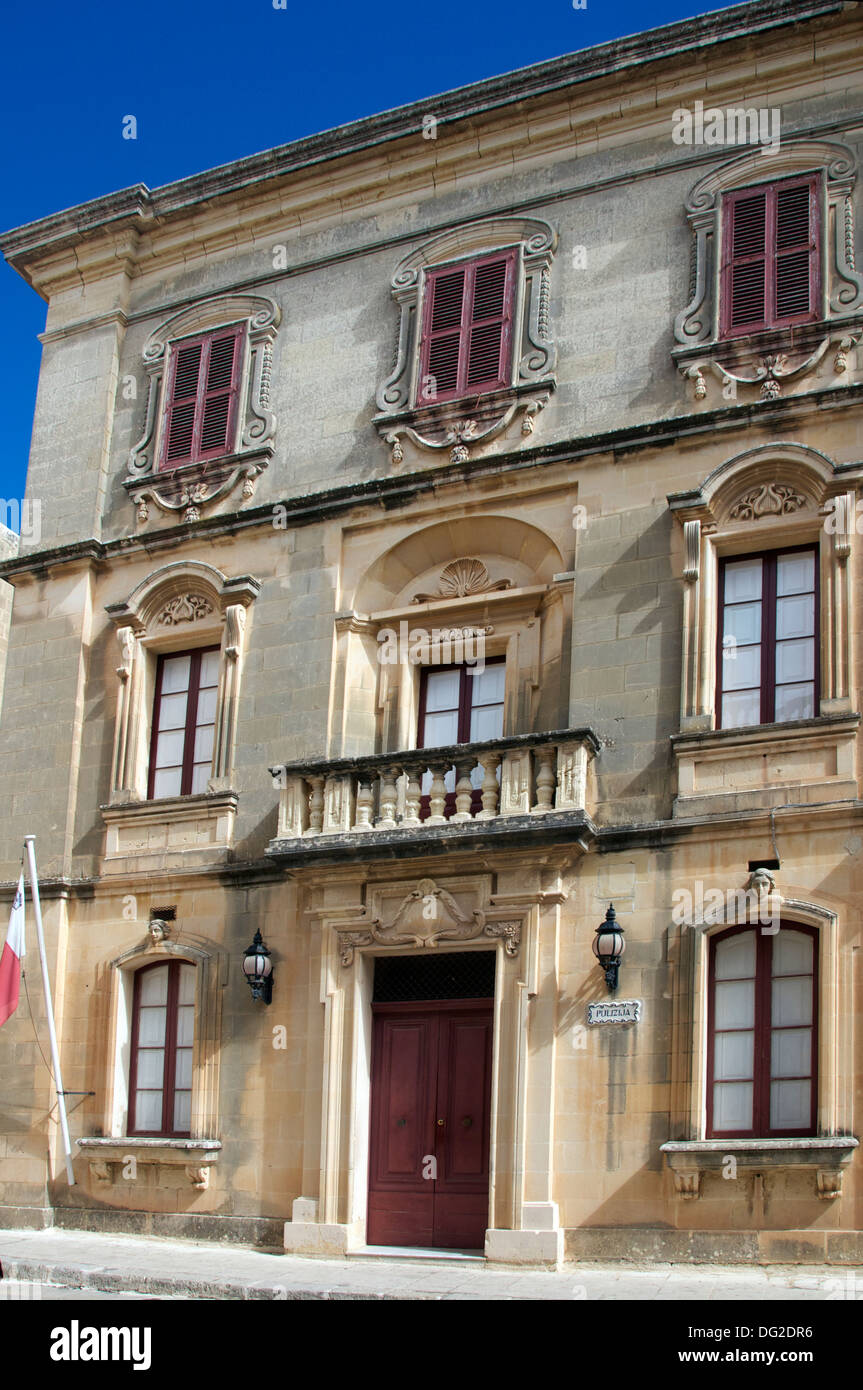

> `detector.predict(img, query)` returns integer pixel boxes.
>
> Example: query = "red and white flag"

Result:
[0,874,25,1028]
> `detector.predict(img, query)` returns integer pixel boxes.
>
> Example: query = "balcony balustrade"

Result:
[269,729,599,849]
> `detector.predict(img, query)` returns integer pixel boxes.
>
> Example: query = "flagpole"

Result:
[23,835,75,1186]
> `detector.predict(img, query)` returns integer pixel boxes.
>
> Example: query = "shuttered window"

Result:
[159,326,243,469]
[418,252,516,404]
[720,176,819,337]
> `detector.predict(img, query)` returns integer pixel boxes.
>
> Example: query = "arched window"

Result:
[129,961,196,1136]
[707,924,817,1138]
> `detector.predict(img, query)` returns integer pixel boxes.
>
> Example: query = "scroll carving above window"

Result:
[125,293,280,526]
[673,142,863,406]
[373,217,557,469]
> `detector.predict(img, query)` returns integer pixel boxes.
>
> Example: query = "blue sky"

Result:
[0,0,744,513]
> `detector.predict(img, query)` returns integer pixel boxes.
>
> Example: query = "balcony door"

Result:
[417,660,505,818]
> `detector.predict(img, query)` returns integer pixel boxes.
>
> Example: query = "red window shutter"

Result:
[160,326,243,470]
[726,190,768,332]
[418,251,515,404]
[774,181,814,321]
[721,177,819,338]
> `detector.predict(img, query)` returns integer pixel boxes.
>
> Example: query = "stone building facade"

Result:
[1,0,862,1264]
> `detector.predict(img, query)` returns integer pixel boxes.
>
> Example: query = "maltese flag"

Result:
[0,874,25,1028]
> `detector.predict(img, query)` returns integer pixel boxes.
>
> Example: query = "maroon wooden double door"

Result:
[367,999,493,1250]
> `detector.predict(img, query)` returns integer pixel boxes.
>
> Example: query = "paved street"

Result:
[1,1228,860,1301]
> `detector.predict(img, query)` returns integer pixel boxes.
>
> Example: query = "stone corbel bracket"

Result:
[679,330,862,404]
[374,216,557,467]
[77,1137,222,1190]
[125,292,280,524]
[661,1137,858,1200]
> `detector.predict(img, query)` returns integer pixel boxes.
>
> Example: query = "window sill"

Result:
[77,1137,222,1191]
[671,713,860,819]
[373,378,554,468]
[660,1137,858,1200]
[673,316,862,407]
[101,790,238,872]
[124,445,273,526]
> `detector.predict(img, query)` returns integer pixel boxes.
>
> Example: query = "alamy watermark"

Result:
[376,620,489,673]
[1,499,41,544]
[672,879,779,933]
[672,100,781,153]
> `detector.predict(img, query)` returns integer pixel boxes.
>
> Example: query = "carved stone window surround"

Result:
[104,563,259,830]
[673,141,863,405]
[668,445,863,763]
[126,293,280,525]
[373,217,557,468]
[666,894,855,1200]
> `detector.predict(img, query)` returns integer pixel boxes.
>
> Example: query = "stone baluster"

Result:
[402,766,422,826]
[305,774,325,835]
[452,759,475,821]
[377,766,399,828]
[531,748,556,813]
[475,753,500,819]
[427,764,448,824]
[352,779,374,831]
[528,750,555,811]
[279,774,309,838]
[323,772,354,834]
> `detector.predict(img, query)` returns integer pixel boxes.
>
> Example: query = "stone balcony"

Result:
[267,729,599,865]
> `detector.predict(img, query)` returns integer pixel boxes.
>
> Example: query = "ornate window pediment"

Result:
[125,293,280,526]
[673,141,863,405]
[373,216,557,468]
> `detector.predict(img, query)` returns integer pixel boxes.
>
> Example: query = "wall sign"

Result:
[587,999,642,1025]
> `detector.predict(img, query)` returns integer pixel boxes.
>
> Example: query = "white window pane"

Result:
[722,644,761,692]
[772,976,813,1027]
[423,709,460,747]
[193,724,215,764]
[199,650,220,687]
[772,930,813,977]
[776,593,814,640]
[725,559,762,603]
[774,683,815,722]
[137,1006,167,1046]
[174,1048,193,1090]
[776,551,815,596]
[724,601,761,644]
[134,1090,164,1131]
[770,1079,810,1130]
[715,932,757,980]
[176,1003,195,1047]
[157,691,188,732]
[713,1081,753,1131]
[775,638,814,685]
[160,655,191,695]
[178,964,196,1006]
[471,664,505,704]
[139,967,169,1006]
[153,767,183,799]
[135,1049,165,1089]
[470,704,504,742]
[771,1028,812,1078]
[196,687,218,725]
[190,763,211,795]
[155,729,185,769]
[722,689,761,729]
[424,670,461,713]
[714,1030,754,1081]
[173,1090,192,1133]
[715,979,755,1029]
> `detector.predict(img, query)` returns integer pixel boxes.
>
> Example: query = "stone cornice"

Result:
[0,2,845,282]
[2,380,863,581]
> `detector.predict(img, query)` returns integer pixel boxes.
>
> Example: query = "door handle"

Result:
[436,1118,445,1126]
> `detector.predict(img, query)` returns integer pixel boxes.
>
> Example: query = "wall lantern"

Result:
[243,929,274,1004]
[592,904,625,993]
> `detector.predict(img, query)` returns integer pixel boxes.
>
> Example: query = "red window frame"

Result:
[716,545,819,729]
[417,250,517,405]
[128,960,194,1138]
[158,324,244,471]
[147,646,220,800]
[707,923,818,1139]
[416,660,505,820]
[719,174,821,338]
